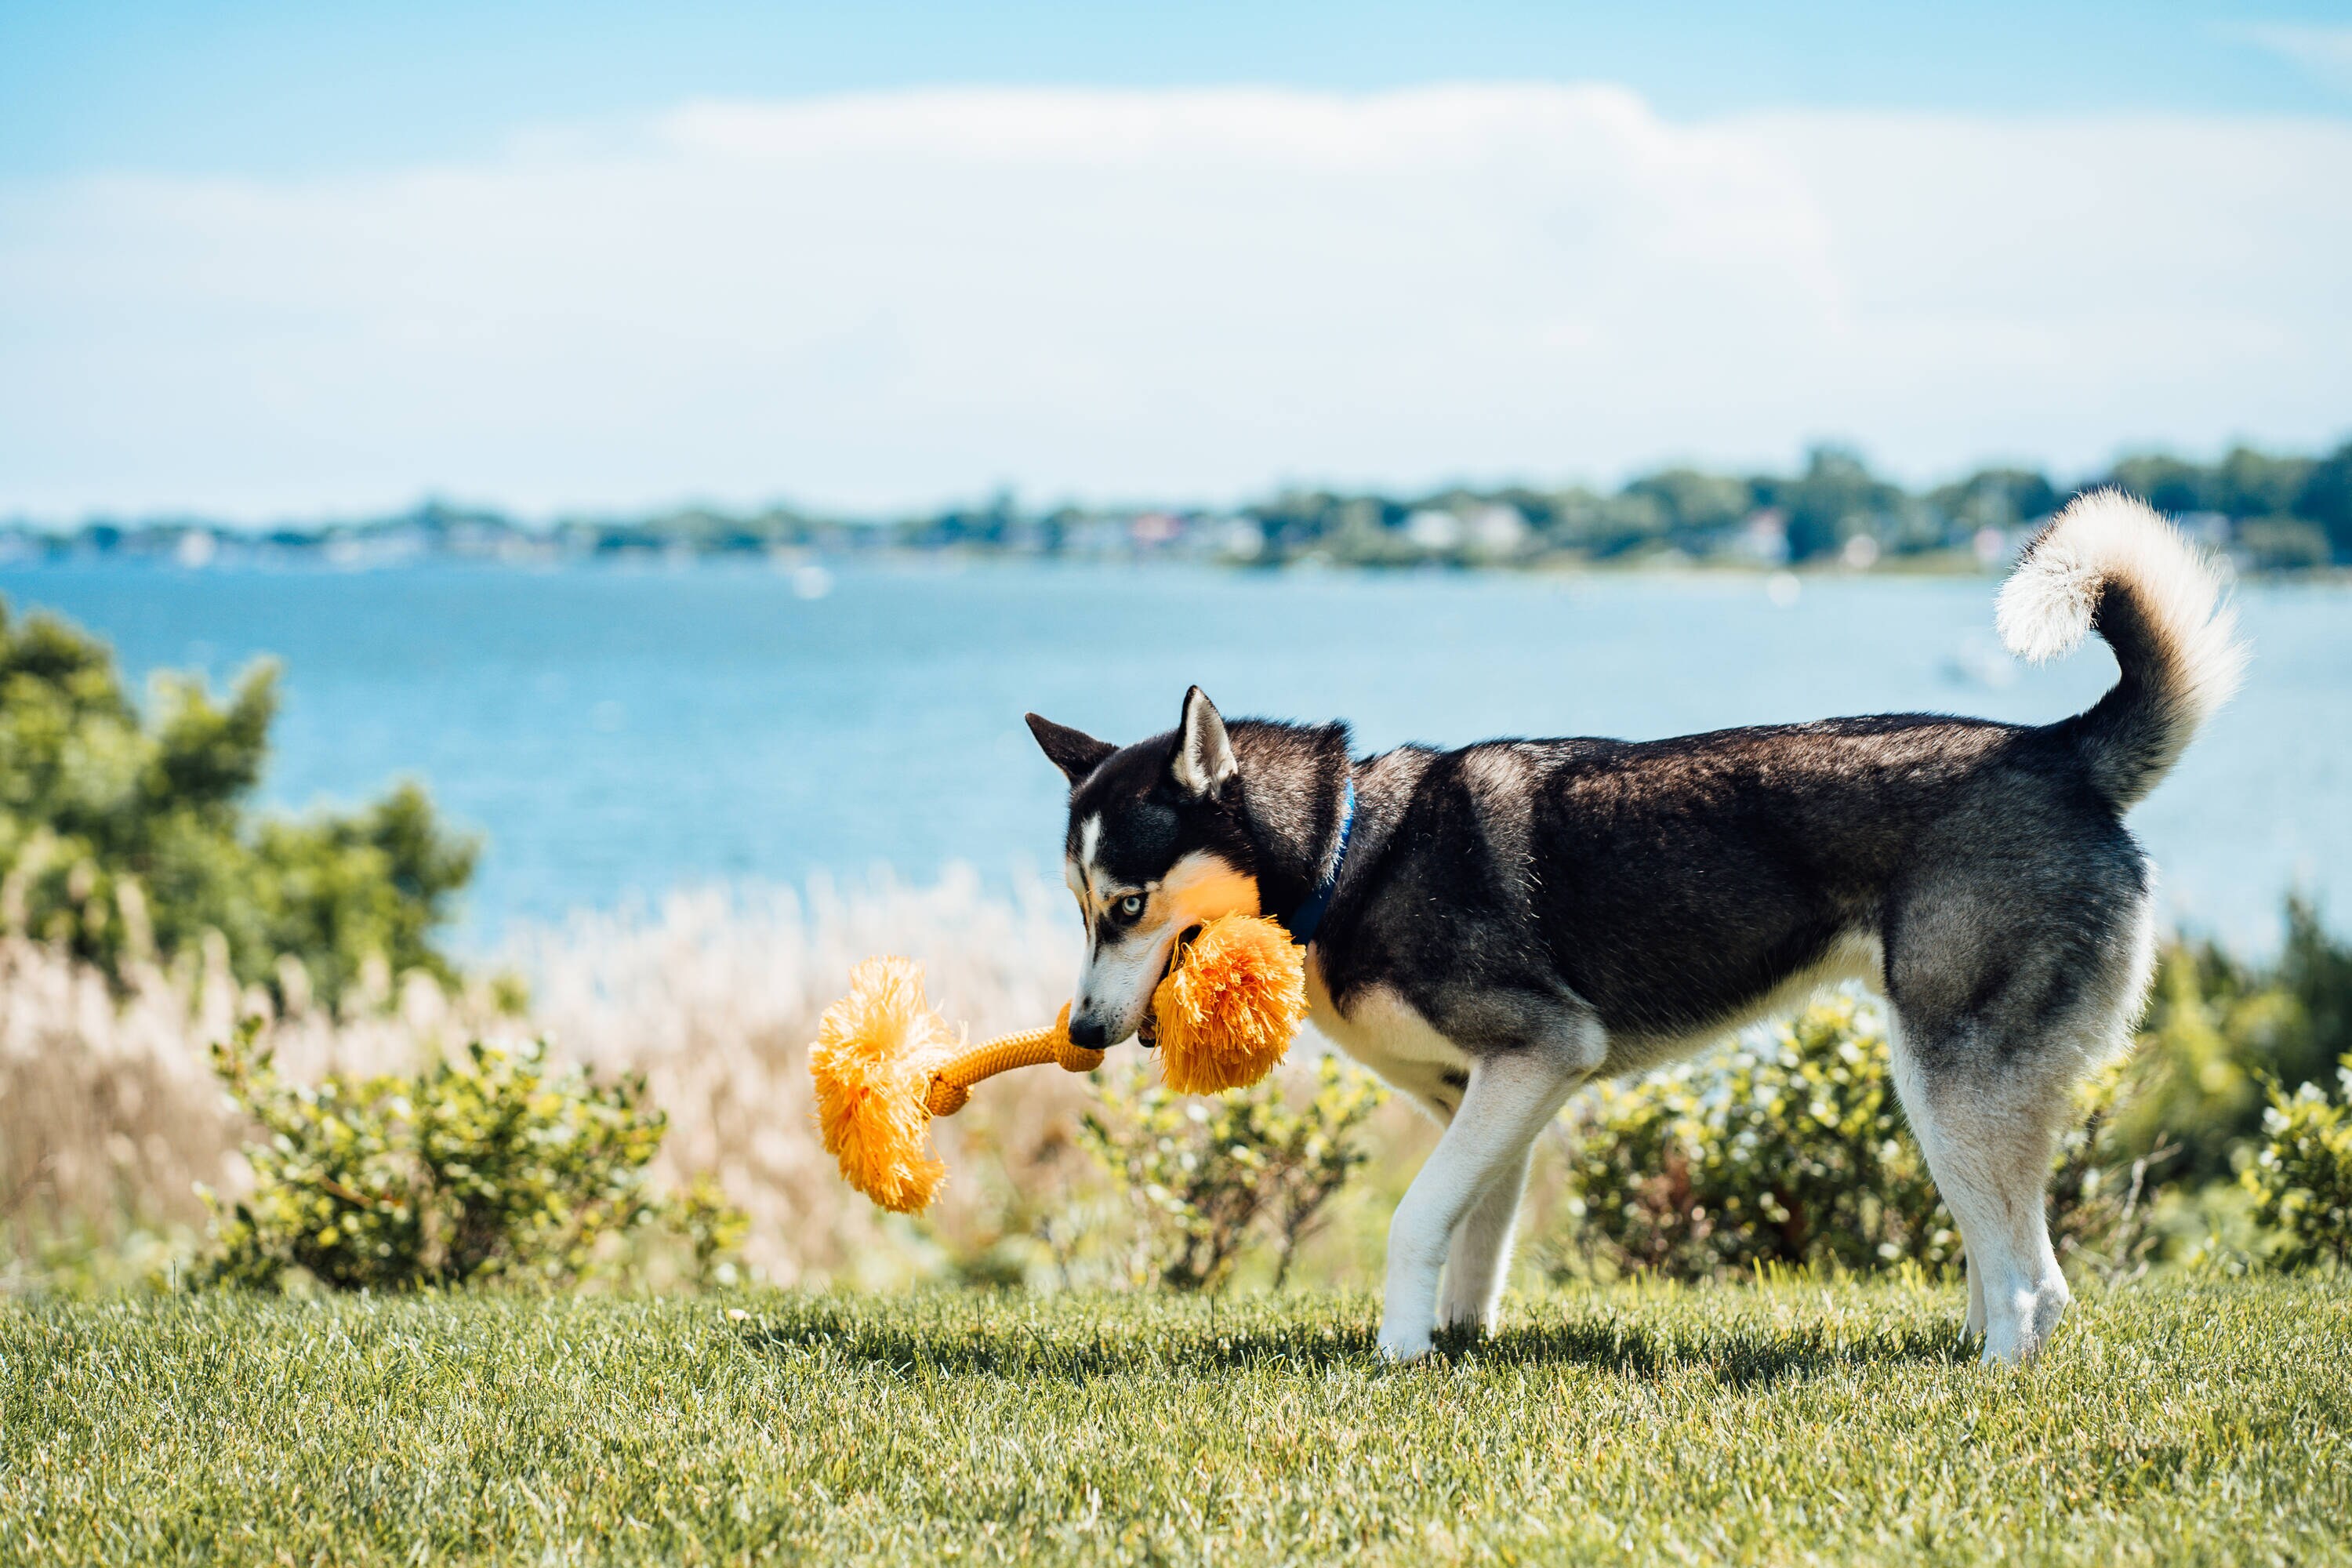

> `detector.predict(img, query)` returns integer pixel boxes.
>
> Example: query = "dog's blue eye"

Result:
[1116,894,1145,920]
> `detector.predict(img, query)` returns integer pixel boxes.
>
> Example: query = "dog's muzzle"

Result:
[1131,924,1203,1051]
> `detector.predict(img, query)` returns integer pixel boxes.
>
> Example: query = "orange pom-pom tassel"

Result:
[810,972,1098,1212]
[1151,914,1308,1094]
[808,956,959,1214]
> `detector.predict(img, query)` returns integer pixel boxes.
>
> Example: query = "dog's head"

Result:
[1025,687,1261,1048]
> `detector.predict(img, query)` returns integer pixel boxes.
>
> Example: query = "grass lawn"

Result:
[3,1276,2347,1566]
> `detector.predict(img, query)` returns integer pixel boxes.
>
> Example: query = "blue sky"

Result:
[8,2,2350,178]
[3,3,2350,521]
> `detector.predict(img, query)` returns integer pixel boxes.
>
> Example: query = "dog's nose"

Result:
[1066,1012,1109,1050]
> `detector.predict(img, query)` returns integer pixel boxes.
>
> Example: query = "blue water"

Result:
[4,561,2345,954]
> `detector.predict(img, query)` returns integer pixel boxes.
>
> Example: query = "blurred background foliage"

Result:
[0,597,474,1009]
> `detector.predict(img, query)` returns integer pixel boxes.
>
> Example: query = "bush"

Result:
[1081,1054,1387,1291]
[1562,995,1958,1279]
[0,598,475,1007]
[2243,1058,2352,1272]
[1559,993,2156,1282]
[199,1022,742,1290]
[2126,895,2352,1181]
[2118,943,2299,1182]
[1554,901,2352,1283]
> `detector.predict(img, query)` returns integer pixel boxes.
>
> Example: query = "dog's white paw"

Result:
[1377,1328,1433,1363]
[1980,1309,2031,1366]
[1978,1277,2071,1366]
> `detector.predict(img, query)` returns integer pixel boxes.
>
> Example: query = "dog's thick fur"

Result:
[1029,492,2245,1364]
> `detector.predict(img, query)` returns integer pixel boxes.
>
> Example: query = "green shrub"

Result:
[2243,1058,2352,1272]
[1081,1054,1387,1291]
[2118,943,2299,1181]
[1561,995,1958,1279]
[2125,895,2352,1181]
[0,597,475,1007]
[2043,1067,2177,1280]
[1556,899,2352,1283]
[1559,993,2155,1282]
[198,1022,742,1290]
[2279,895,2352,1086]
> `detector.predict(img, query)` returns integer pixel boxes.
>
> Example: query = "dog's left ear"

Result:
[1171,686,1238,798]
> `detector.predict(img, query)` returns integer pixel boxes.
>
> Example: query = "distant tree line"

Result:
[9,438,2349,573]
[1241,441,2351,570]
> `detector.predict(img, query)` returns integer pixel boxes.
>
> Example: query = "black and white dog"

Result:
[1025,493,2243,1364]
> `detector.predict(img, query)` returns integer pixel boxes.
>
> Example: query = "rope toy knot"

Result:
[1049,1002,1107,1074]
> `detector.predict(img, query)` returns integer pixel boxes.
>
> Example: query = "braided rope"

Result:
[924,1002,1105,1117]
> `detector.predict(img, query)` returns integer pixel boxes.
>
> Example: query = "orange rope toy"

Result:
[809,913,1308,1212]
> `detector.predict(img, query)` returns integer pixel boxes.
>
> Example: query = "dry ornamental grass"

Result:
[1,870,1120,1288]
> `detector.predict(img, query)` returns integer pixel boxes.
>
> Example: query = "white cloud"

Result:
[1,84,2347,520]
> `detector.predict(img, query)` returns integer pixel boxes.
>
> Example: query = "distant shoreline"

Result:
[2,544,2343,586]
[9,441,2350,579]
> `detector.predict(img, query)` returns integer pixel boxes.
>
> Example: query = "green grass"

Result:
[4,1278,2347,1565]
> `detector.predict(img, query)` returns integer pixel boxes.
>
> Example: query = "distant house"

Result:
[1466,504,1528,555]
[1129,512,1183,549]
[1404,510,1463,552]
[1735,509,1790,566]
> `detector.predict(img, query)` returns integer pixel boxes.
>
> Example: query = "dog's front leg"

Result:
[1437,1141,1534,1335]
[1381,1051,1581,1361]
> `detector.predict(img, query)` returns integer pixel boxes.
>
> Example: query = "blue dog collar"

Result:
[1280,776,1354,948]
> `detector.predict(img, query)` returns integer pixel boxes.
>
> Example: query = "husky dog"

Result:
[1026,493,2243,1364]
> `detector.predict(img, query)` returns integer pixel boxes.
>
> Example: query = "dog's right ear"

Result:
[1171,686,1238,798]
[1025,713,1116,786]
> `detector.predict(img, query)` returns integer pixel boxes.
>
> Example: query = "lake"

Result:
[5,561,2344,955]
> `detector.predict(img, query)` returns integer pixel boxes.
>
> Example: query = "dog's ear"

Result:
[1025,713,1116,786]
[1171,686,1238,798]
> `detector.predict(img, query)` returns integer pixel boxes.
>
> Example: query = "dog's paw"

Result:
[1977,1278,2071,1367]
[1978,1318,2052,1367]
[1377,1329,1433,1363]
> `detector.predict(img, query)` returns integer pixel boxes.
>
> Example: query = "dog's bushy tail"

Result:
[1995,490,2248,810]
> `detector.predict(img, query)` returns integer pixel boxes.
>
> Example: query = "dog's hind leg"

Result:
[1896,1014,1990,1348]
[1437,1138,1534,1335]
[1887,1022,2076,1366]
[1381,1048,1584,1361]
[1886,866,2156,1363]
